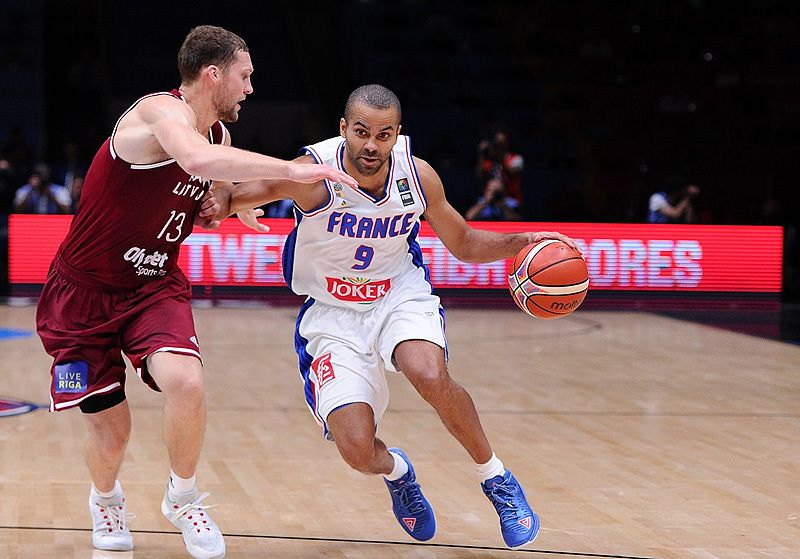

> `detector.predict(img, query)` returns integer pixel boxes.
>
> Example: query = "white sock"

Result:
[475,453,505,482]
[168,469,196,499]
[92,480,122,499]
[383,451,409,481]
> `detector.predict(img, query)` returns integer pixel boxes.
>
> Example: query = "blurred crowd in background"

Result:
[0,0,797,296]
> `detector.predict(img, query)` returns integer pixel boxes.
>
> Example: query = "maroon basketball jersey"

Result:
[58,90,227,289]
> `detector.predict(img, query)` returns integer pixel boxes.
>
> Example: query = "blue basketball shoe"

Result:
[383,448,436,541]
[481,469,540,548]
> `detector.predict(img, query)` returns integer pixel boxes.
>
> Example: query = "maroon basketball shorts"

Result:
[36,261,202,413]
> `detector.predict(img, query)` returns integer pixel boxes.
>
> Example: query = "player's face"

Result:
[340,103,400,177]
[213,50,254,123]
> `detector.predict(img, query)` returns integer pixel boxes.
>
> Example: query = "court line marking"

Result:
[0,525,659,558]
[125,403,800,418]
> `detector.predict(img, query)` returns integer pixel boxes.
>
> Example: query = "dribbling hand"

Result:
[528,231,582,254]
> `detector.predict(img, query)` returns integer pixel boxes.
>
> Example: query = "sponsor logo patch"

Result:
[403,517,417,531]
[396,178,411,192]
[124,246,170,277]
[398,178,414,206]
[54,361,89,394]
[311,353,336,388]
[325,277,391,303]
[519,516,532,529]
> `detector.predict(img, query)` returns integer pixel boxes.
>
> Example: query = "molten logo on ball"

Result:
[508,240,589,319]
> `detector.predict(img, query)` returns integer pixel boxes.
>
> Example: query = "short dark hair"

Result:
[344,84,402,122]
[178,25,249,85]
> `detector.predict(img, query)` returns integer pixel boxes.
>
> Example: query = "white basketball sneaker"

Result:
[89,485,133,551]
[161,486,226,559]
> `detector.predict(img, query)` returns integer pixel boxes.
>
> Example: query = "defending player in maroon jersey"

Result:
[34,25,356,559]
[59,92,224,288]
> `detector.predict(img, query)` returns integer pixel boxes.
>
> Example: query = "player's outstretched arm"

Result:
[207,155,330,226]
[418,158,579,263]
[138,96,357,187]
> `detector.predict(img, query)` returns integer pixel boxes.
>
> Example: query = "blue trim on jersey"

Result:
[300,146,321,163]
[406,222,432,287]
[282,211,302,287]
[438,305,449,362]
[407,223,447,360]
[405,136,428,207]
[294,298,321,425]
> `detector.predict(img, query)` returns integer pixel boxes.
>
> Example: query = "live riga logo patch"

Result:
[0,397,38,418]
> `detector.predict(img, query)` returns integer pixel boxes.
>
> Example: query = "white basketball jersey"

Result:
[282,135,431,311]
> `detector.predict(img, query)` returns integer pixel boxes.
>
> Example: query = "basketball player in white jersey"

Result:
[214,84,578,548]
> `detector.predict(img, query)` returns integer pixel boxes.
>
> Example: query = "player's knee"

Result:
[338,437,379,474]
[163,369,205,406]
[93,427,130,457]
[408,367,451,400]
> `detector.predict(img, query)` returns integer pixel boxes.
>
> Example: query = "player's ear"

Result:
[397,124,402,136]
[339,117,347,138]
[207,65,220,82]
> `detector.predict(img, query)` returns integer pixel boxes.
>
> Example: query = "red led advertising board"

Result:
[8,216,783,292]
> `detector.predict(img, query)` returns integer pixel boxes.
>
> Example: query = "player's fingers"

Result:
[252,208,265,217]
[559,234,581,253]
[199,202,220,217]
[199,202,219,215]
[332,170,359,189]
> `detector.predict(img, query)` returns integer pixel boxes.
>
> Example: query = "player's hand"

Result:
[529,231,581,254]
[237,208,270,233]
[288,162,359,189]
[195,189,222,229]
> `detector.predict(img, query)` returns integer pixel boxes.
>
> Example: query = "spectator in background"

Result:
[475,129,525,204]
[1,127,33,188]
[0,158,14,215]
[465,177,521,221]
[647,180,700,224]
[69,176,85,213]
[0,158,14,294]
[13,163,72,214]
[52,141,88,209]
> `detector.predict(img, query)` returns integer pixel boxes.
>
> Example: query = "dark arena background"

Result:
[0,2,798,559]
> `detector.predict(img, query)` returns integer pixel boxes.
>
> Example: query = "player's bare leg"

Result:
[147,352,206,476]
[327,401,436,541]
[395,339,540,548]
[83,399,132,491]
[84,400,134,551]
[326,403,394,474]
[148,352,224,559]
[394,339,492,463]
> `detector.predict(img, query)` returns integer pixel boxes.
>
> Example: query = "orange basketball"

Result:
[508,239,589,319]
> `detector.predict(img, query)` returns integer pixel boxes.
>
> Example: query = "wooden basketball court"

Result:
[1,302,798,558]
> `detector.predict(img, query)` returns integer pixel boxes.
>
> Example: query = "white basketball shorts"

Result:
[294,274,447,440]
